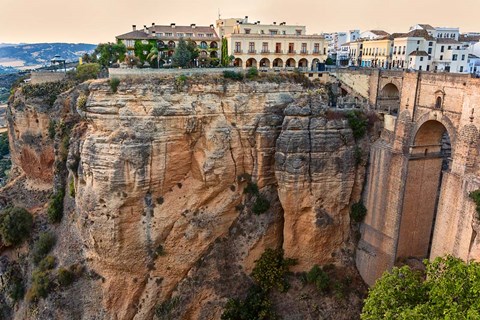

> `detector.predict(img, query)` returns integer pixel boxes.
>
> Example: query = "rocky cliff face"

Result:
[4,75,372,319]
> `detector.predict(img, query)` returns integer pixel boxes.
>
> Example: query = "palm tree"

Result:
[147,46,160,68]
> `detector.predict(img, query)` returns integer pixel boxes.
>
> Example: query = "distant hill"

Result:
[0,43,96,68]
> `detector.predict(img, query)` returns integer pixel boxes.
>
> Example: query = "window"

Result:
[420,57,424,61]
[428,56,431,60]
[156,33,163,37]
[462,54,465,60]
[440,55,443,60]
[402,46,406,54]
[235,42,241,53]
[429,42,433,46]
[457,46,460,50]
[419,66,422,70]
[262,42,269,53]
[186,33,193,37]
[288,43,294,53]
[249,42,255,53]
[426,65,430,71]
[453,54,458,61]
[165,33,173,37]
[428,48,432,54]
[206,33,213,37]
[323,48,326,54]
[435,96,442,109]
[393,46,397,54]
[244,29,251,34]
[314,43,320,53]
[275,43,281,53]
[417,40,420,44]
[460,66,464,72]
[296,30,302,35]
[441,46,444,52]
[269,30,277,35]
[177,33,184,37]
[282,30,286,35]
[301,43,307,53]
[448,46,451,50]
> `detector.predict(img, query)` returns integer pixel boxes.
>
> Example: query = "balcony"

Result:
[312,50,320,55]
[288,50,296,54]
[248,49,257,54]
[275,49,283,54]
[261,50,270,54]
[234,49,243,54]
[300,50,308,55]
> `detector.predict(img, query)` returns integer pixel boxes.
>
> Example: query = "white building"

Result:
[467,54,480,76]
[219,17,327,71]
[431,38,468,73]
[360,30,390,40]
[391,29,435,70]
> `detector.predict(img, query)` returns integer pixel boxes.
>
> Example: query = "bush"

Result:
[354,146,363,166]
[223,70,244,81]
[221,285,275,320]
[69,178,75,198]
[57,267,75,287]
[109,77,120,93]
[76,63,101,82]
[4,263,24,302]
[350,201,367,223]
[469,190,480,218]
[155,296,180,319]
[47,189,65,223]
[26,270,51,301]
[346,111,368,141]
[38,255,56,271]
[252,196,270,215]
[252,248,296,292]
[0,207,33,246]
[48,119,56,139]
[306,265,330,292]
[243,182,259,195]
[77,94,87,111]
[246,67,259,79]
[32,232,56,264]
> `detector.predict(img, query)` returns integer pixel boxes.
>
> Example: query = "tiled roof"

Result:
[369,30,390,36]
[417,24,435,31]
[116,25,220,41]
[459,34,480,42]
[436,38,461,44]
[406,29,435,40]
[409,50,429,56]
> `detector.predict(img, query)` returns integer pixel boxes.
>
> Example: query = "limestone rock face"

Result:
[6,76,369,319]
[275,97,363,270]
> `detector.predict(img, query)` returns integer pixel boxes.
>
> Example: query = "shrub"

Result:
[306,265,330,292]
[252,248,296,292]
[155,296,180,319]
[223,70,244,81]
[221,285,275,320]
[76,63,101,82]
[60,133,70,162]
[354,146,363,166]
[246,67,259,79]
[0,207,33,246]
[48,119,56,139]
[26,270,51,301]
[109,77,120,93]
[47,189,65,223]
[77,94,87,111]
[4,263,24,302]
[243,182,259,195]
[252,196,270,215]
[32,232,56,264]
[38,255,56,271]
[69,178,75,198]
[469,190,480,218]
[346,111,368,141]
[350,201,367,223]
[57,267,75,287]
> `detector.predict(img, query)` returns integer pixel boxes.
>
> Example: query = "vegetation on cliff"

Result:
[0,207,33,246]
[361,256,480,319]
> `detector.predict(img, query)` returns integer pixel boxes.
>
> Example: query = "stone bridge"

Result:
[331,69,480,285]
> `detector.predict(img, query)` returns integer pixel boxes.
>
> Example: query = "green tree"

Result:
[186,39,199,66]
[76,63,101,82]
[0,207,33,246]
[361,256,480,319]
[325,57,335,65]
[172,38,192,68]
[221,37,230,66]
[94,42,127,67]
[146,46,160,68]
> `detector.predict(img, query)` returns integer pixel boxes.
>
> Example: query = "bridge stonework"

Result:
[332,70,480,285]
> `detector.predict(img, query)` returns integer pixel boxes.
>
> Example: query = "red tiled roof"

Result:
[409,50,429,56]
[116,25,220,41]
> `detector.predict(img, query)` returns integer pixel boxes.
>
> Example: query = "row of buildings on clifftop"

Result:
[115,17,480,75]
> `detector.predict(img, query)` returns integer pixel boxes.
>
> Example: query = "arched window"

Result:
[435,96,442,109]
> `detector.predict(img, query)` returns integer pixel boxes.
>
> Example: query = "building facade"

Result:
[219,17,327,71]
[116,23,220,65]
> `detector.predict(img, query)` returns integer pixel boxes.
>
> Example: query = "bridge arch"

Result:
[397,119,452,261]
[378,82,401,115]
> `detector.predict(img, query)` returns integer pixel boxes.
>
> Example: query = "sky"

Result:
[1,0,480,44]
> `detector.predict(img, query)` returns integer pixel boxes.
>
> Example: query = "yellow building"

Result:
[218,17,327,71]
[360,36,393,68]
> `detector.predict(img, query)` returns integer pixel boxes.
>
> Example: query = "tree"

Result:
[146,46,160,68]
[186,39,199,67]
[221,37,229,66]
[361,256,480,319]
[172,38,192,68]
[0,207,33,246]
[94,42,126,67]
[325,57,335,65]
[76,63,101,82]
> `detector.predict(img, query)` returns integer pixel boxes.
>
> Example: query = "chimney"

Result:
[191,23,196,28]
[171,23,176,28]
[210,24,214,29]
[132,25,136,31]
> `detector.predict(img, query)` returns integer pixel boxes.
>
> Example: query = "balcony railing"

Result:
[234,49,243,54]
[275,49,283,54]
[300,50,308,54]
[248,49,257,54]
[312,50,320,55]
[261,50,270,54]
[288,50,296,54]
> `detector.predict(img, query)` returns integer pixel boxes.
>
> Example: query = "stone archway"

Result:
[286,58,296,68]
[298,58,308,70]
[396,120,452,260]
[234,58,243,68]
[273,58,283,68]
[246,58,257,68]
[259,58,270,68]
[378,83,400,115]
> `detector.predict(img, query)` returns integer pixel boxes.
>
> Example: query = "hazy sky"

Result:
[1,0,480,44]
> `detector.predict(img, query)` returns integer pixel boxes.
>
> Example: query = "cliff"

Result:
[2,74,374,319]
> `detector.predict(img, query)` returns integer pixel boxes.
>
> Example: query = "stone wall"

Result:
[30,71,66,84]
